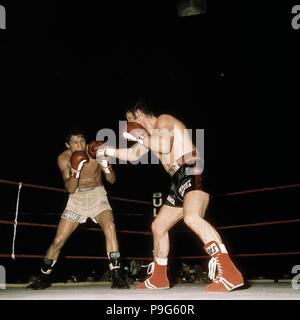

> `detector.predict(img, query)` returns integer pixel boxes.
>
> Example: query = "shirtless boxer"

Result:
[95,100,244,292]
[27,129,129,289]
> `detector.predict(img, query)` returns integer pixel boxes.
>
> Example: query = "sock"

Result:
[107,251,121,270]
[155,257,168,266]
[41,257,56,274]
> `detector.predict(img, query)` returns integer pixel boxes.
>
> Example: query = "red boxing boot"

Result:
[204,241,244,292]
[135,259,170,289]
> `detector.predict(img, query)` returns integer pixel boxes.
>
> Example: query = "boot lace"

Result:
[208,256,223,282]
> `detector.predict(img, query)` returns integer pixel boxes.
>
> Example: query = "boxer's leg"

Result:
[46,218,80,260]
[183,190,244,292]
[136,205,183,289]
[94,210,129,289]
[27,218,79,290]
[182,190,221,244]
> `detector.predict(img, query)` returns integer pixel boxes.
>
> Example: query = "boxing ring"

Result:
[0,178,299,300]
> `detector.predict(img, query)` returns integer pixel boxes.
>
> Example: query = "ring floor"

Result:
[1,282,299,300]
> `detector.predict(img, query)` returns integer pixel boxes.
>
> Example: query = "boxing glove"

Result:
[99,159,111,174]
[88,140,116,159]
[70,151,89,178]
[123,122,148,145]
[88,141,105,159]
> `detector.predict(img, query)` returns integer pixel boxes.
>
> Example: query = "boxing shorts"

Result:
[61,185,112,223]
[164,153,204,208]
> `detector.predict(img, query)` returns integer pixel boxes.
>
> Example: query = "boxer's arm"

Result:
[88,141,114,180]
[123,116,174,154]
[93,140,149,162]
[57,155,79,194]
[96,143,149,162]
[101,158,116,184]
[114,143,149,162]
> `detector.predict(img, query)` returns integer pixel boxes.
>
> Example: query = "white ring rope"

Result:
[11,182,22,260]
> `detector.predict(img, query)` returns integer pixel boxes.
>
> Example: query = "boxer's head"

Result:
[64,128,87,152]
[125,98,156,122]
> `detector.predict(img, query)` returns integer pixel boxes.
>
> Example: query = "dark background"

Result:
[1,0,299,283]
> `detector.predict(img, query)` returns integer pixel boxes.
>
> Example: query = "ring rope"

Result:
[0,220,152,235]
[0,252,299,260]
[11,182,22,260]
[0,179,152,205]
[1,178,300,201]
[214,183,300,197]
[1,219,299,233]
[1,178,299,261]
[217,218,300,230]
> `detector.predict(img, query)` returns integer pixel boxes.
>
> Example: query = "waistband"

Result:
[167,151,201,177]
[168,162,181,177]
[75,185,101,193]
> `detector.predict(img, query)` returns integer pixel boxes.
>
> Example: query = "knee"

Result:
[52,236,65,250]
[103,221,116,238]
[183,214,201,229]
[151,219,163,237]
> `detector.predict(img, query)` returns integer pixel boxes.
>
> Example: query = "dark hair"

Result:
[125,98,157,117]
[64,128,87,144]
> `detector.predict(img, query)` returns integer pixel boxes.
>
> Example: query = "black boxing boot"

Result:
[27,257,56,290]
[108,251,129,289]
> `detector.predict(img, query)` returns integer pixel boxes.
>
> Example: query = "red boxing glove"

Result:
[88,141,105,159]
[123,122,148,145]
[88,141,111,173]
[70,151,89,178]
[88,140,116,159]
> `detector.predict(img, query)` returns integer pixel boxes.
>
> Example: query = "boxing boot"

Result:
[204,241,244,292]
[26,273,52,290]
[27,257,56,290]
[135,258,170,289]
[108,251,129,289]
